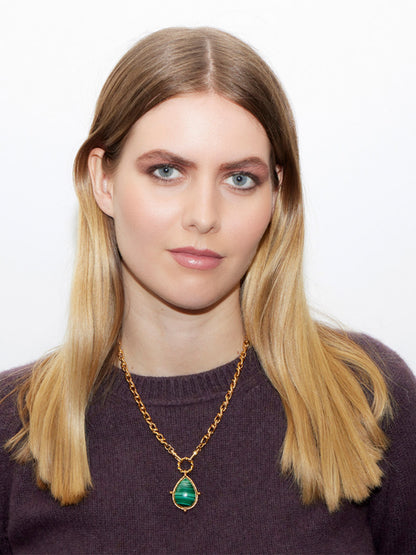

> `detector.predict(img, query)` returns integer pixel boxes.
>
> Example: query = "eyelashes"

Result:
[148,163,261,191]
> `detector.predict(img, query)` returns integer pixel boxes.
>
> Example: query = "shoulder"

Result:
[0,366,33,555]
[350,337,416,551]
[0,365,33,438]
[0,364,33,407]
[348,332,416,404]
[349,333,416,483]
[0,364,33,393]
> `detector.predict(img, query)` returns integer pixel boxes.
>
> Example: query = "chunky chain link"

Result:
[118,338,250,466]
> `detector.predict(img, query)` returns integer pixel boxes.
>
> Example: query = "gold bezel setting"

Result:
[170,475,200,512]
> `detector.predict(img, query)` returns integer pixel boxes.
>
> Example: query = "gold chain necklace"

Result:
[118,338,249,512]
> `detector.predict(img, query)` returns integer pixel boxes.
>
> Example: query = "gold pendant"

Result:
[170,474,200,512]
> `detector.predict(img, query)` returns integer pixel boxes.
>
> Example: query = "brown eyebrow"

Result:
[136,149,270,174]
[219,157,269,174]
[136,150,196,168]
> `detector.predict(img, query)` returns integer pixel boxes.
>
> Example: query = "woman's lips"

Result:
[168,247,224,270]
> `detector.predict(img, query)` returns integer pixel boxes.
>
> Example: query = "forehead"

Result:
[122,93,271,164]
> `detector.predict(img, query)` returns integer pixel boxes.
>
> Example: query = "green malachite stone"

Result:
[173,476,197,509]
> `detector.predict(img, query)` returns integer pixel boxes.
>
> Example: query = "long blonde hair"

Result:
[6,27,390,511]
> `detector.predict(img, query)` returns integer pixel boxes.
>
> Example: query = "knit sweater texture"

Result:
[1,335,416,554]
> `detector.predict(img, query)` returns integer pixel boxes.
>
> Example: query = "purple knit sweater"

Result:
[1,335,415,554]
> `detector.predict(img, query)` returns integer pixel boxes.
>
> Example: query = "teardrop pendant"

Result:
[171,475,200,511]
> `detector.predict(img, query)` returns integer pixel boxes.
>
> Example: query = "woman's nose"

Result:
[181,179,220,234]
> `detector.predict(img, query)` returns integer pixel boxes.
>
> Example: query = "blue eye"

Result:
[225,173,256,190]
[153,165,182,180]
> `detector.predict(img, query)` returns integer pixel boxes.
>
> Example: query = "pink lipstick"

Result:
[169,247,224,270]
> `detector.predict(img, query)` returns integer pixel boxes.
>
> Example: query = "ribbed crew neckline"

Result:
[107,347,263,406]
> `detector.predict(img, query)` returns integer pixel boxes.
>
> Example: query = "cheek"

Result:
[113,190,174,245]
[230,202,273,255]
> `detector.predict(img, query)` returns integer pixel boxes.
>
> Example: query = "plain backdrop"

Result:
[0,0,415,373]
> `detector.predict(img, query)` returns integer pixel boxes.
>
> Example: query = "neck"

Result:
[120,280,245,377]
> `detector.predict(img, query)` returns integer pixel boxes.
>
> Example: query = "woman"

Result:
[1,27,415,554]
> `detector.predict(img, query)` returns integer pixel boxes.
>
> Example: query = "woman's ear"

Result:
[272,165,283,212]
[88,148,114,217]
[275,165,283,188]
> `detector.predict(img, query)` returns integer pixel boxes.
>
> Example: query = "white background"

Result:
[0,0,415,372]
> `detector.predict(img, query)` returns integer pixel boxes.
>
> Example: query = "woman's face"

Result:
[91,93,277,312]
